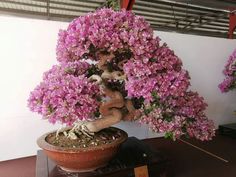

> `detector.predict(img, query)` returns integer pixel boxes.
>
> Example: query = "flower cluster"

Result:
[124,45,190,101]
[219,49,236,92]
[28,61,101,125]
[56,8,159,63]
[140,91,214,141]
[28,8,215,140]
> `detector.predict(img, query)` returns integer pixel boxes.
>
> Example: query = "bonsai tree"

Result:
[219,48,236,116]
[28,8,215,141]
[219,49,236,92]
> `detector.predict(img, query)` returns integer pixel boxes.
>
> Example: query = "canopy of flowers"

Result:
[28,61,101,125]
[28,8,215,141]
[219,49,236,92]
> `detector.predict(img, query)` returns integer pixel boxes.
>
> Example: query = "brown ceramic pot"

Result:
[37,127,128,172]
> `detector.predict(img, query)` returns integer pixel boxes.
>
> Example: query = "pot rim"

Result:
[37,127,128,153]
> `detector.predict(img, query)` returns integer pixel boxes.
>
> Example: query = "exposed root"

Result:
[68,122,95,139]
[56,126,69,139]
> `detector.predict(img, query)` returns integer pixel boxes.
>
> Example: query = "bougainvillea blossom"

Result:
[28,8,215,141]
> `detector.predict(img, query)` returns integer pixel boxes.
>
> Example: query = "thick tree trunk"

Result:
[84,108,123,133]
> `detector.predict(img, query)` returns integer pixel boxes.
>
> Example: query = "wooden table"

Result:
[1,133,236,177]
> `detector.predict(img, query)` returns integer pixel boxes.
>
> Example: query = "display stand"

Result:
[36,137,171,177]
[219,123,236,138]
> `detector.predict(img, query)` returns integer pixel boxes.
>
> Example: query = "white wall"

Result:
[0,16,67,161]
[0,16,236,161]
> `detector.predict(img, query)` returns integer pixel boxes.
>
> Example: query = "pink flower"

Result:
[28,61,101,125]
[219,49,236,92]
[219,77,235,92]
[56,8,158,63]
[139,91,214,140]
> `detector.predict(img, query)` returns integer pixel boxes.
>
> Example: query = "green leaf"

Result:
[149,58,157,62]
[164,132,174,139]
[105,0,120,11]
[165,116,172,122]
[163,113,172,122]
[186,117,195,123]
[151,91,159,100]
[94,111,100,118]
[181,126,187,133]
[144,108,152,115]
[184,133,190,139]
[47,105,54,114]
